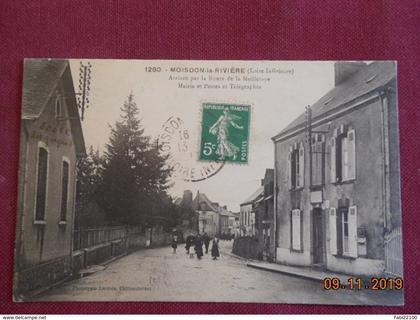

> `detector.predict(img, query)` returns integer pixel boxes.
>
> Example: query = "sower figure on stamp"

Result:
[203,232,211,254]
[211,237,220,260]
[194,234,204,259]
[209,108,243,160]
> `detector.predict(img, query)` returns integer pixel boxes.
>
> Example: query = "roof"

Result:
[264,168,274,183]
[272,61,396,141]
[219,206,235,217]
[240,186,264,206]
[22,59,86,156]
[192,192,220,212]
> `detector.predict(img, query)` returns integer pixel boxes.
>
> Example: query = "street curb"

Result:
[246,262,351,283]
[246,262,324,282]
[15,276,72,301]
[221,250,249,262]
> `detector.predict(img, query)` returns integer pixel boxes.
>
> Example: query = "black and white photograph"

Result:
[13,59,403,305]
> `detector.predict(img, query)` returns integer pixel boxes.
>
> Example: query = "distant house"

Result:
[176,190,198,232]
[229,212,241,238]
[272,61,401,276]
[219,206,230,236]
[193,191,220,237]
[255,169,275,261]
[240,186,264,237]
[14,59,86,295]
[218,206,237,237]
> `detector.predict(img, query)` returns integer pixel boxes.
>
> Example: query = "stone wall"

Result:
[15,256,71,297]
[127,225,173,251]
[232,236,261,260]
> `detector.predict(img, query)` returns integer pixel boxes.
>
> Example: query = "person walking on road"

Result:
[171,234,178,254]
[185,234,195,257]
[211,237,220,260]
[203,232,210,254]
[194,234,204,259]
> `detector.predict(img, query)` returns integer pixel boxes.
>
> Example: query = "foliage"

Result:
[97,93,173,225]
[75,146,106,228]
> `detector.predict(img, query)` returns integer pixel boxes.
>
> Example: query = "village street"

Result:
[36,241,402,305]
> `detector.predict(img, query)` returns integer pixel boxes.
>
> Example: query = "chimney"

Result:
[334,62,367,86]
[182,190,193,206]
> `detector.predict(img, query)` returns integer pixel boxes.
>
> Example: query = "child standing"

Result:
[211,237,220,260]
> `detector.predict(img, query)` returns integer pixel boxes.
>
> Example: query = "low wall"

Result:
[15,255,71,297]
[71,238,129,272]
[127,225,173,251]
[16,225,170,297]
[72,250,85,275]
[72,225,172,272]
[232,236,261,260]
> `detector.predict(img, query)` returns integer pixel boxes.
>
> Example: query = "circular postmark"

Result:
[158,116,224,182]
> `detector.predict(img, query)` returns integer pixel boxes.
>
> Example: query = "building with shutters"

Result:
[14,59,86,295]
[272,61,401,276]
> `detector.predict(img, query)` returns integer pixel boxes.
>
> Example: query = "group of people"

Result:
[172,232,220,260]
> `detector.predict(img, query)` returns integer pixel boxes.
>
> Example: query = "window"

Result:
[60,160,70,221]
[342,209,349,254]
[329,206,358,258]
[330,127,356,183]
[291,209,302,251]
[35,146,48,221]
[55,98,61,118]
[288,142,304,189]
[311,134,325,186]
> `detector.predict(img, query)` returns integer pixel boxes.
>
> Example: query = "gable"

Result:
[272,61,396,141]
[22,59,86,157]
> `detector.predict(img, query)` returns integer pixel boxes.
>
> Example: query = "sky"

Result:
[70,60,334,212]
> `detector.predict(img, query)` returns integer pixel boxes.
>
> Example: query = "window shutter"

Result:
[348,129,356,179]
[329,207,337,255]
[330,138,336,183]
[348,206,358,258]
[298,144,304,187]
[292,209,301,251]
[342,137,349,180]
[287,152,292,189]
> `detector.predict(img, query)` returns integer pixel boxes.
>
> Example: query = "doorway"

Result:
[312,208,325,266]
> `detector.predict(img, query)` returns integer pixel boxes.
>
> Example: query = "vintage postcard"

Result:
[14,59,403,305]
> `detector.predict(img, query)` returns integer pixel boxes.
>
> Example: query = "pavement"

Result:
[33,241,403,305]
[246,261,350,283]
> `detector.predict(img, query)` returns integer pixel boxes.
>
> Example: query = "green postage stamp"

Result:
[199,102,250,164]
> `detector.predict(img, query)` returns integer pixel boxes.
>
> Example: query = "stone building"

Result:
[255,169,275,261]
[229,212,241,238]
[219,206,237,238]
[239,186,263,237]
[193,191,220,237]
[14,59,86,295]
[272,61,401,276]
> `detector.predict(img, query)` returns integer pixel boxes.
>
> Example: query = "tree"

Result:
[97,93,172,225]
[75,146,105,228]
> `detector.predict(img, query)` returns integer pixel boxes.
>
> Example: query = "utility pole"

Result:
[305,105,312,186]
[76,61,92,121]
